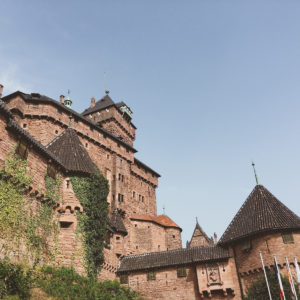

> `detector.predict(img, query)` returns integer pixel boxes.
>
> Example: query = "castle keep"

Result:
[0,84,300,299]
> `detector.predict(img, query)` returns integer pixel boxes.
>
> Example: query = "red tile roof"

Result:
[131,214,181,231]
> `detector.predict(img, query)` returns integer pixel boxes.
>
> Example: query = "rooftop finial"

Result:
[64,89,72,108]
[252,162,259,185]
[163,205,165,215]
[104,72,110,95]
[196,216,198,224]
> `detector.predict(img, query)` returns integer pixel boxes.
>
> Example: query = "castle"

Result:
[0,84,299,299]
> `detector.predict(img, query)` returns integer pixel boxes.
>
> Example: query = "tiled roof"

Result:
[131,214,182,231]
[82,95,115,115]
[219,185,300,245]
[118,245,230,273]
[109,210,128,235]
[46,128,96,175]
[2,91,137,153]
[6,118,63,167]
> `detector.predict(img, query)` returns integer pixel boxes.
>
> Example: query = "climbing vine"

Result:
[0,148,61,263]
[70,167,109,279]
[25,173,61,260]
[0,151,31,240]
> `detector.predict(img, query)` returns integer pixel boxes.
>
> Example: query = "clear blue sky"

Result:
[1,0,300,244]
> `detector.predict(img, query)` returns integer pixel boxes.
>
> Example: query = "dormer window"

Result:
[16,141,28,160]
[282,232,294,244]
[89,114,92,119]
[241,239,252,252]
[47,164,57,179]
[106,108,109,112]
[97,112,100,116]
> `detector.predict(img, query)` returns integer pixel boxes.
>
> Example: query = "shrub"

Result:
[245,269,300,300]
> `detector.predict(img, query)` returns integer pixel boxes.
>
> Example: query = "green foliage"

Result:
[0,152,31,239]
[245,269,300,300]
[44,174,62,204]
[0,261,141,300]
[0,148,60,262]
[0,260,31,299]
[70,168,109,279]
[38,266,140,300]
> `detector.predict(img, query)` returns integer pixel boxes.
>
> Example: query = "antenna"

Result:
[251,162,259,185]
[104,72,107,93]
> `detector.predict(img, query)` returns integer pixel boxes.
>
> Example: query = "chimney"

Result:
[91,97,96,108]
[213,232,218,244]
[0,84,3,99]
[60,95,65,104]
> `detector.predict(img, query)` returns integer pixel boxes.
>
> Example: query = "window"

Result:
[85,143,88,148]
[177,267,187,278]
[122,175,124,182]
[172,235,175,239]
[47,164,57,179]
[16,141,28,160]
[23,124,27,128]
[118,194,124,203]
[116,236,120,240]
[282,233,294,244]
[57,109,62,114]
[33,103,39,108]
[147,271,156,281]
[132,191,135,199]
[120,274,128,284]
[118,173,121,180]
[241,239,252,252]
[107,154,110,159]
[55,130,58,134]
[66,180,70,188]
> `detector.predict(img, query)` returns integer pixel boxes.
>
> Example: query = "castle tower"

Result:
[219,184,300,296]
[81,92,135,145]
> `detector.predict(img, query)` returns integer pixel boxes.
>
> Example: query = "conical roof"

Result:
[46,128,96,174]
[219,185,300,245]
[109,210,128,235]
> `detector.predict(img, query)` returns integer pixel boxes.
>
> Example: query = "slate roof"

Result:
[131,214,182,231]
[118,245,230,273]
[46,128,96,175]
[2,91,137,153]
[219,184,300,245]
[109,210,128,235]
[82,94,115,115]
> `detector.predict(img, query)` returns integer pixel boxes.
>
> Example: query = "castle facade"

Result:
[0,84,299,299]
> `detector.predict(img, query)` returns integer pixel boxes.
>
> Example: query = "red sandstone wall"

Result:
[232,231,300,295]
[125,266,201,300]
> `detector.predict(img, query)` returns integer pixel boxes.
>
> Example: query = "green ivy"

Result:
[44,173,62,204]
[0,152,31,240]
[70,168,109,279]
[25,173,61,260]
[0,148,61,262]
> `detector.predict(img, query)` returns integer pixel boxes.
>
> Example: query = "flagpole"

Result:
[260,251,273,300]
[274,255,286,300]
[286,257,298,300]
[295,257,300,285]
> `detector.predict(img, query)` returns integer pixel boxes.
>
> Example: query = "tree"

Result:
[245,269,300,300]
